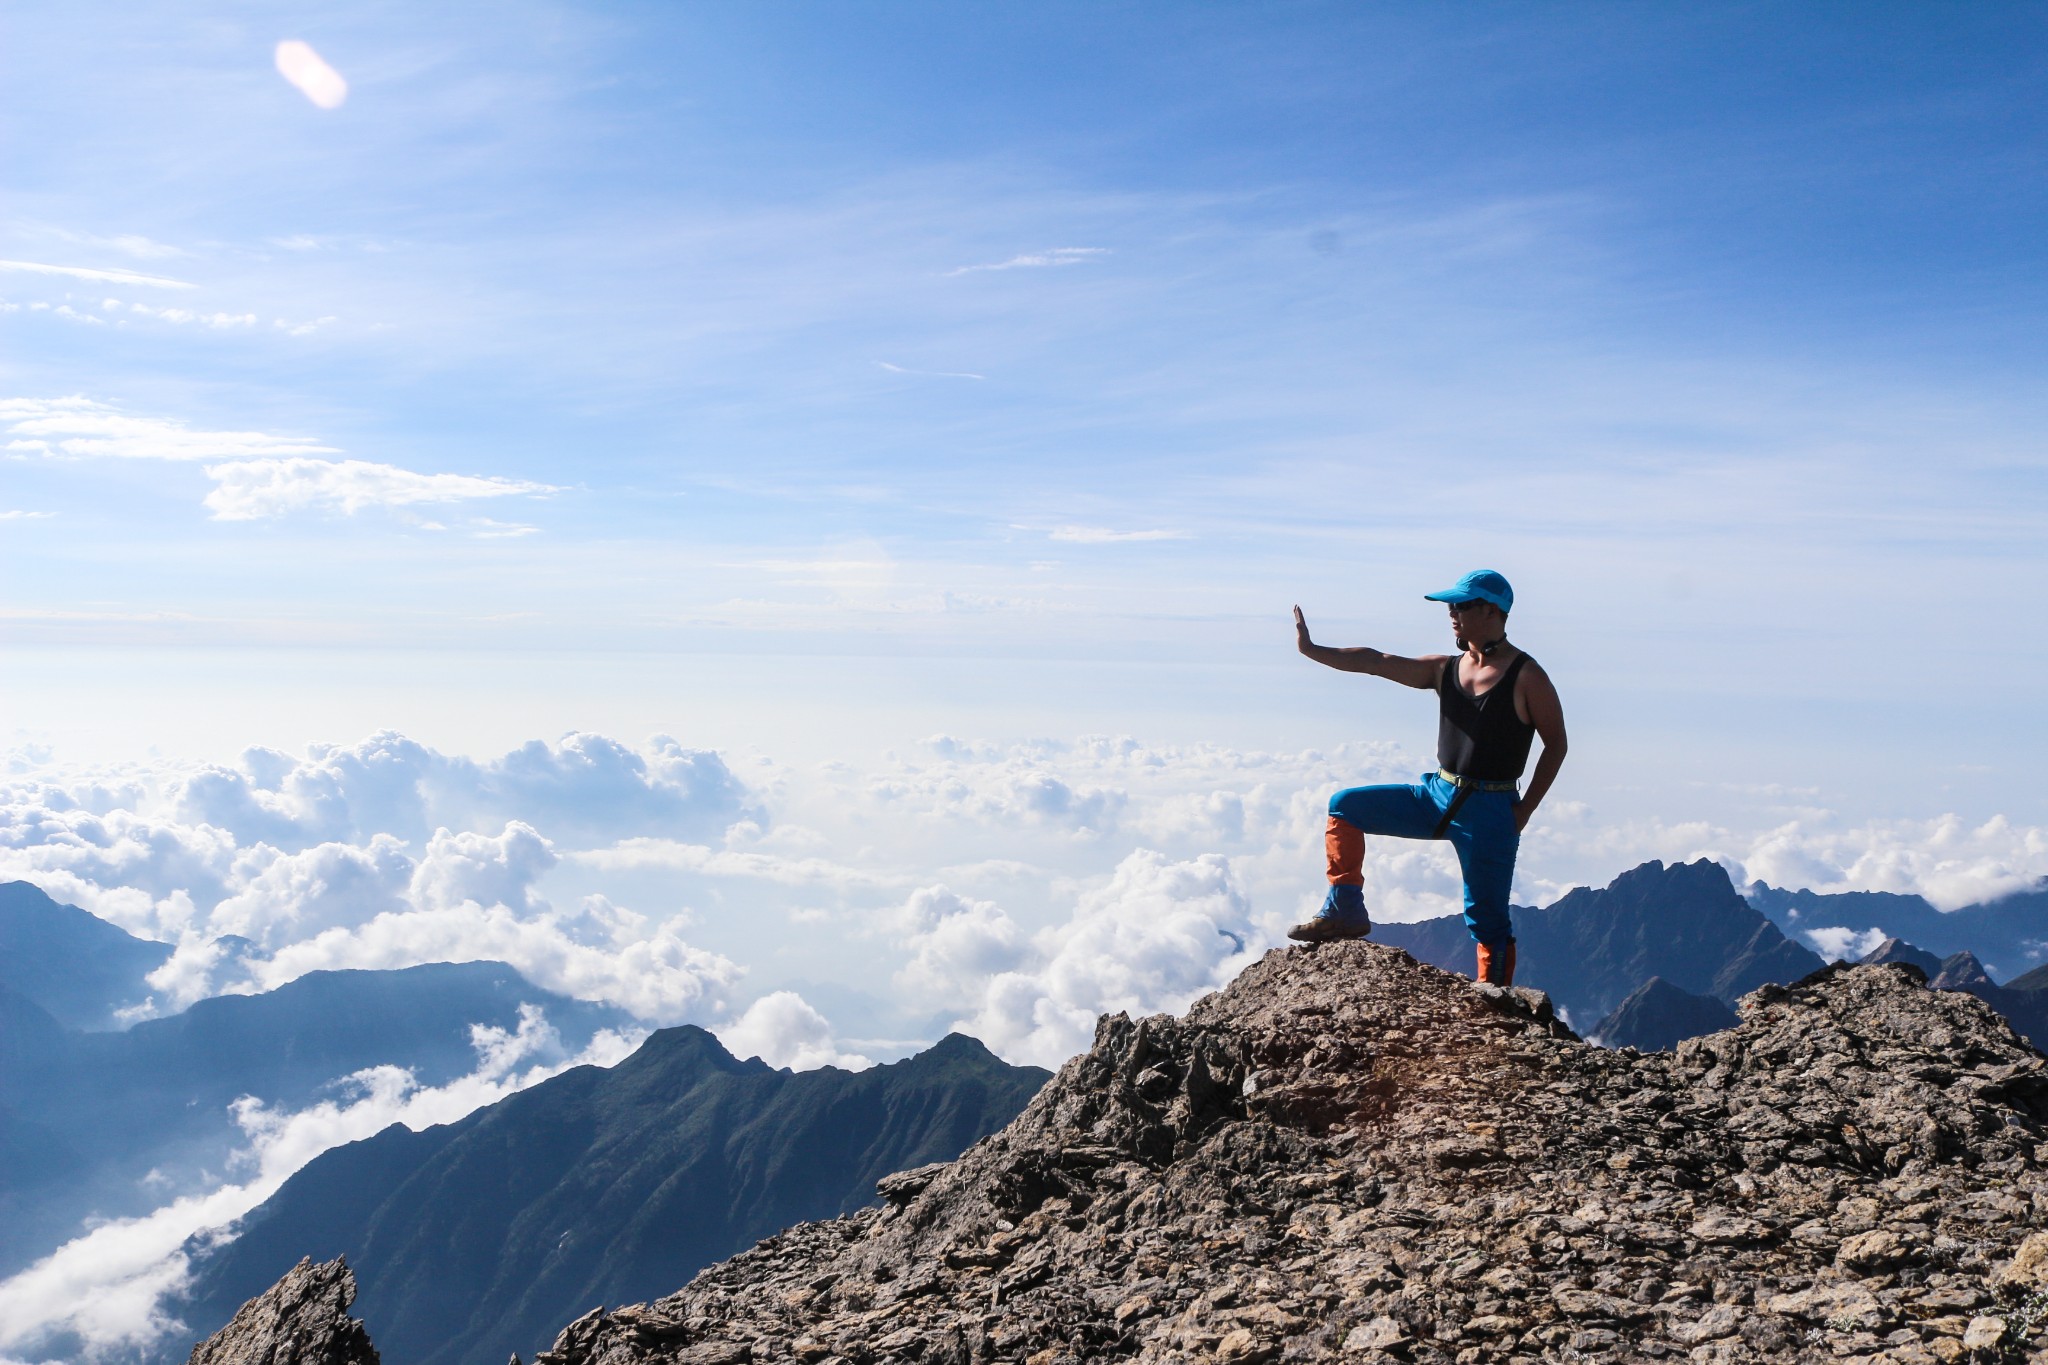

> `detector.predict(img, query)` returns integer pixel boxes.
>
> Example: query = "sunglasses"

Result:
[1446,599,1490,614]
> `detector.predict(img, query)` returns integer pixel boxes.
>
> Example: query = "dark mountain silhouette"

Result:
[1746,880,2048,980]
[1930,948,1997,994]
[2,962,632,1278]
[1375,858,1825,1027]
[1855,936,1944,979]
[173,1029,1049,1365]
[1590,976,1739,1052]
[0,880,173,1028]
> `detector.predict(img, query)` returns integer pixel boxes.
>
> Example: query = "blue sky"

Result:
[5,3,2047,827]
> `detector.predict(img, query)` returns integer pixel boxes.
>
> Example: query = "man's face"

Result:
[1448,599,1498,646]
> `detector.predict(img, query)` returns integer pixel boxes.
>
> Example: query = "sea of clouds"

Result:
[2,726,2046,1362]
[6,727,2047,1069]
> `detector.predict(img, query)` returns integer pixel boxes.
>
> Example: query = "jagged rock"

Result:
[876,1162,949,1204]
[186,1257,377,1365]
[1964,1315,2008,1351]
[1992,1232,2048,1290]
[231,945,2048,1364]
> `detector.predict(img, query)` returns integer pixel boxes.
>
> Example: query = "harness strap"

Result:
[1431,784,1476,840]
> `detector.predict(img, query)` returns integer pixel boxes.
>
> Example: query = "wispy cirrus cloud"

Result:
[4,397,556,522]
[0,510,56,521]
[122,302,259,329]
[946,246,1108,276]
[1045,525,1190,544]
[95,234,185,261]
[0,397,335,461]
[36,230,189,262]
[0,260,194,289]
[202,458,556,521]
[876,360,985,380]
[469,517,542,539]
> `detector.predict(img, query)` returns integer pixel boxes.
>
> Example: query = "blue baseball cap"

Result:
[1424,569,1513,613]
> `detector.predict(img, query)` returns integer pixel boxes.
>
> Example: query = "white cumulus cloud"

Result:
[1802,925,1891,962]
[942,850,1258,1069]
[893,885,1030,1010]
[716,991,872,1071]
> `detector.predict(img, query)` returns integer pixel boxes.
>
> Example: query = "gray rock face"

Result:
[227,946,2048,1363]
[187,1257,377,1365]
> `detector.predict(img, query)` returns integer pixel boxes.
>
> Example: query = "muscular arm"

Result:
[1512,663,1568,832]
[1293,606,1444,689]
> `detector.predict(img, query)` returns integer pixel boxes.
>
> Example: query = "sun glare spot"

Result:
[275,40,348,110]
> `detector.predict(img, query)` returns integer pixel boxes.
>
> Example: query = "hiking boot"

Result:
[1287,884,1372,943]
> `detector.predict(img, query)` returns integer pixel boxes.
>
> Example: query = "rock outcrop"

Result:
[216,944,2048,1364]
[187,1257,377,1365]
[1861,941,2048,1054]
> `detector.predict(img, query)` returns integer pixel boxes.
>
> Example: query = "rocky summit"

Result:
[200,944,2048,1365]
[187,1256,378,1365]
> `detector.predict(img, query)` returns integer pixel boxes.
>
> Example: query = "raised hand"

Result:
[1294,605,1313,654]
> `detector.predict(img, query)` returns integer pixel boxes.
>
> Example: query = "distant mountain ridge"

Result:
[1375,858,1826,1027]
[1591,977,1739,1052]
[173,1029,1051,1365]
[1747,879,2048,979]
[2,956,632,1279]
[1379,860,2048,1056]
[0,880,173,1028]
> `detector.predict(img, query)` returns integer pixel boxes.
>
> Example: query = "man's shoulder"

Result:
[1513,651,1557,688]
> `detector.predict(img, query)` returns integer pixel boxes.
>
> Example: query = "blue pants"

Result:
[1330,773,1519,947]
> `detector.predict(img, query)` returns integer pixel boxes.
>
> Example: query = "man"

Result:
[1288,569,1567,987]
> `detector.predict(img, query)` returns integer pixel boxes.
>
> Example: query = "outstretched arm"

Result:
[1293,606,1444,690]
[1512,664,1568,832]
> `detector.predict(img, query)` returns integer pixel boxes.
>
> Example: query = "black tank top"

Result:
[1437,652,1537,782]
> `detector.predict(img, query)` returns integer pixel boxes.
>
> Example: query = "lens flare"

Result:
[275,40,347,109]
